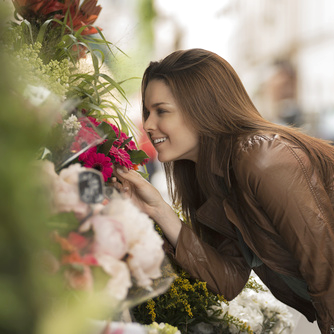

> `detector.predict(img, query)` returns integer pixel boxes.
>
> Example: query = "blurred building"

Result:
[223,0,334,139]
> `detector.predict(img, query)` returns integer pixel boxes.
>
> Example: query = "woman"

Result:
[114,48,334,333]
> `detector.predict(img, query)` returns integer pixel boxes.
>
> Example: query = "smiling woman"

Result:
[114,48,334,334]
[143,79,199,163]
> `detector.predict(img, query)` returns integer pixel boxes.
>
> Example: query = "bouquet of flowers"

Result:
[133,263,295,334]
[3,1,172,332]
[46,113,149,179]
[41,160,168,304]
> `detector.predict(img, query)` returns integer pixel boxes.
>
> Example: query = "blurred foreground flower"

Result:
[42,160,165,303]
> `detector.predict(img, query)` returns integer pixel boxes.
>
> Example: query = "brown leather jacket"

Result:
[166,133,334,334]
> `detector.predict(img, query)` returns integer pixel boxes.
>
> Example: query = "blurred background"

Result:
[95,1,334,333]
[96,0,334,145]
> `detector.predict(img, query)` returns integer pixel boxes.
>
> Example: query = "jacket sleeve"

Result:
[164,222,251,300]
[233,135,334,333]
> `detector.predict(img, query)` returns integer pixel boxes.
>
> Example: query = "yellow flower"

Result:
[146,299,156,322]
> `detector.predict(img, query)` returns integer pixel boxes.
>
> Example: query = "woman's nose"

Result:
[143,113,156,133]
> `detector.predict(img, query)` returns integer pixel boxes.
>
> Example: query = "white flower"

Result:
[219,274,295,334]
[103,197,164,287]
[82,214,127,261]
[63,114,81,136]
[97,255,132,300]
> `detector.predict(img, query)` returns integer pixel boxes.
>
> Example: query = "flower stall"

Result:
[0,1,295,333]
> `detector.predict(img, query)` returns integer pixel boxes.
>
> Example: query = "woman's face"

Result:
[143,79,199,163]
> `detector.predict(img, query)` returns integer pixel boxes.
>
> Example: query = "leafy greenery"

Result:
[4,3,137,137]
[132,263,257,334]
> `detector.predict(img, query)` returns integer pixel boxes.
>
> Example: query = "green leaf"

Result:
[90,51,100,74]
[21,19,33,44]
[98,138,115,155]
[128,150,149,164]
[94,27,127,57]
[97,73,127,99]
[119,136,133,149]
[96,121,118,139]
[36,19,53,44]
[137,171,149,180]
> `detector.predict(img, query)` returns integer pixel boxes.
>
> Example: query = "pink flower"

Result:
[109,146,132,169]
[81,151,113,182]
[81,214,128,260]
[53,231,98,266]
[71,125,102,153]
[86,116,101,127]
[125,139,138,151]
[141,158,149,166]
[113,131,138,151]
[42,162,91,220]
[102,197,164,288]
[109,123,120,137]
[78,145,97,161]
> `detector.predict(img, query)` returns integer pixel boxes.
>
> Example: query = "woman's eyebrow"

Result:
[151,102,169,107]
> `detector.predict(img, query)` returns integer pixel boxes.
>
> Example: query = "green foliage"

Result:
[3,25,70,98]
[0,9,59,334]
[132,268,228,333]
[244,276,267,293]
[3,6,137,137]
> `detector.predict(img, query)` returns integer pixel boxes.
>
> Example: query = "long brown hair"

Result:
[141,48,334,225]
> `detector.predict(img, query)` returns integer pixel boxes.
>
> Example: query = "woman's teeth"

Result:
[153,138,167,144]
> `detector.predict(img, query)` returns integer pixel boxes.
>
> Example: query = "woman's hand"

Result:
[112,167,182,247]
[113,167,165,219]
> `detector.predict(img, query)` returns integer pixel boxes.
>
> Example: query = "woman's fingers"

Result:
[111,173,129,194]
[115,168,147,187]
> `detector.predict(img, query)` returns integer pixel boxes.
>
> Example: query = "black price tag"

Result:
[78,169,104,204]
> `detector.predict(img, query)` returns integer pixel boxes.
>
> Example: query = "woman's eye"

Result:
[157,108,166,115]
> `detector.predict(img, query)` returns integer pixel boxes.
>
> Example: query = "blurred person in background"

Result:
[114,48,334,334]
[267,59,303,127]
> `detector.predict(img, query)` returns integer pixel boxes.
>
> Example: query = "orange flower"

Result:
[12,0,64,20]
[54,0,102,35]
[12,0,102,36]
[53,231,98,266]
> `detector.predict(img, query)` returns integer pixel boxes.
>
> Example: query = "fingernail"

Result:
[116,168,123,174]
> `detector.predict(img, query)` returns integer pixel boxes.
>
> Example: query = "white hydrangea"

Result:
[218,275,295,334]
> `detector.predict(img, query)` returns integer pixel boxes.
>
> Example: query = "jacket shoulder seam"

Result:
[284,143,327,223]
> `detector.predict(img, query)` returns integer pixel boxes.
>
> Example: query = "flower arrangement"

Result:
[3,0,162,329]
[44,113,149,179]
[2,1,295,334]
[218,277,295,334]
[5,0,149,174]
[41,160,167,305]
[132,227,294,334]
[133,267,294,334]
